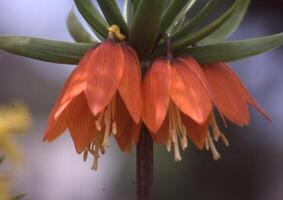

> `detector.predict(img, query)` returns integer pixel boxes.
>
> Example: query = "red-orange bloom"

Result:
[202,62,271,126]
[142,56,213,161]
[44,40,142,170]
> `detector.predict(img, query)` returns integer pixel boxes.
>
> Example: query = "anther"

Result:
[207,132,221,160]
[83,149,88,162]
[172,130,182,162]
[112,122,117,135]
[220,134,229,146]
[102,108,111,148]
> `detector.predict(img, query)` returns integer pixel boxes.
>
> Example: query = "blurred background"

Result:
[0,0,282,199]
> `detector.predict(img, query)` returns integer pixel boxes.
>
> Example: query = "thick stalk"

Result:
[137,125,154,200]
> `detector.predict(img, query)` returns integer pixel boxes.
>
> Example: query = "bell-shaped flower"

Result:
[44,40,142,170]
[142,56,212,161]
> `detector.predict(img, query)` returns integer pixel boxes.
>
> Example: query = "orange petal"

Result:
[53,48,95,118]
[142,58,171,133]
[170,58,212,125]
[153,113,170,144]
[86,40,124,116]
[43,108,67,142]
[220,63,271,122]
[182,114,210,150]
[65,93,97,154]
[203,63,250,126]
[118,44,143,124]
[115,95,141,152]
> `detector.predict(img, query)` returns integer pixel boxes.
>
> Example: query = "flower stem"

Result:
[137,125,154,200]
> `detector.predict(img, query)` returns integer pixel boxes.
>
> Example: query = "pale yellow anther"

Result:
[91,154,99,171]
[167,138,172,152]
[95,111,104,131]
[181,136,188,151]
[172,130,182,162]
[83,149,88,162]
[211,113,222,141]
[220,134,229,146]
[207,132,221,160]
[107,25,126,41]
[102,108,111,148]
[112,122,117,135]
[205,139,210,151]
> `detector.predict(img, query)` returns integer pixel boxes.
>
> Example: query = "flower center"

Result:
[83,96,117,170]
[167,103,188,162]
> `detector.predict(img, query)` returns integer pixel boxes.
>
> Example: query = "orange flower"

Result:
[202,62,271,126]
[142,56,213,161]
[44,40,142,170]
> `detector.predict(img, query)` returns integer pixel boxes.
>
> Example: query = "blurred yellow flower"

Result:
[0,101,31,165]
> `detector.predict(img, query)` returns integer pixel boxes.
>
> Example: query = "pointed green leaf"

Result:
[170,0,239,51]
[74,0,108,38]
[168,15,186,35]
[173,0,220,39]
[97,0,129,35]
[183,32,283,63]
[0,36,93,64]
[124,0,134,27]
[160,0,189,33]
[132,0,140,13]
[129,0,166,58]
[67,10,97,43]
[200,0,251,44]
[166,0,197,34]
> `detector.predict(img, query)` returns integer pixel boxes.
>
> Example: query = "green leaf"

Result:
[74,0,108,38]
[159,0,189,33]
[9,193,28,200]
[67,10,97,43]
[0,36,93,64]
[170,0,239,51]
[132,0,140,13]
[166,0,197,34]
[168,15,186,35]
[129,0,166,58]
[183,32,283,63]
[123,0,134,27]
[200,0,251,44]
[173,0,220,39]
[97,0,129,35]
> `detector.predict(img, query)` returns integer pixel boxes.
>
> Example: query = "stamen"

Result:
[211,113,222,141]
[207,131,221,160]
[167,138,172,152]
[112,122,117,135]
[205,139,210,151]
[102,108,111,148]
[95,111,104,131]
[91,152,99,171]
[180,125,188,150]
[172,130,182,162]
[181,136,188,151]
[220,134,229,146]
[83,149,88,162]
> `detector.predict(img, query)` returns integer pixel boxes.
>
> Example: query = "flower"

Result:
[44,36,142,170]
[142,56,213,161]
[199,62,271,160]
[0,101,31,165]
[143,57,271,161]
[202,62,271,126]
